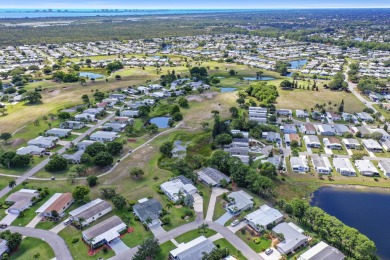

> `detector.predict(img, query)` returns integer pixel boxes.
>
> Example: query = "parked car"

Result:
[230,220,240,227]
[0,224,8,229]
[265,248,273,255]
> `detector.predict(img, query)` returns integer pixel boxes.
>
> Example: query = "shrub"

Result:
[253,238,261,244]
[103,246,109,253]
[71,238,79,243]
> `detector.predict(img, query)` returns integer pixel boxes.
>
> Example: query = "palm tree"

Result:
[165,203,173,212]
[173,190,185,204]
[33,253,40,260]
[8,180,16,189]
[145,217,153,226]
[78,217,86,230]
[122,213,132,226]
[198,223,209,234]
[87,238,95,251]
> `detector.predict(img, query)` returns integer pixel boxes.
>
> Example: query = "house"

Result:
[102,123,126,132]
[84,107,104,115]
[290,156,309,173]
[160,176,197,204]
[196,167,231,187]
[334,125,350,136]
[16,146,45,155]
[354,160,379,176]
[296,110,308,118]
[323,137,342,150]
[5,189,38,215]
[263,132,281,142]
[362,139,383,152]
[109,93,127,101]
[230,138,249,148]
[62,150,84,164]
[273,222,308,255]
[169,236,215,260]
[356,112,374,122]
[342,138,361,149]
[28,136,58,148]
[378,161,390,177]
[60,121,85,130]
[110,117,134,125]
[283,125,297,134]
[298,241,345,260]
[370,128,390,141]
[276,109,292,116]
[69,198,112,226]
[333,158,356,176]
[284,133,300,146]
[75,113,95,122]
[45,128,72,138]
[317,124,335,136]
[77,140,96,150]
[231,130,249,139]
[245,204,284,232]
[326,111,341,121]
[267,156,286,171]
[90,131,117,142]
[248,107,267,124]
[0,239,8,258]
[311,155,332,175]
[133,198,162,226]
[381,139,390,152]
[303,135,321,148]
[82,216,126,249]
[120,110,139,118]
[35,193,73,218]
[226,190,253,215]
[300,124,316,135]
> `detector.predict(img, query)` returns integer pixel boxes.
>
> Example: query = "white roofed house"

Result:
[295,110,308,118]
[381,139,390,152]
[354,160,379,176]
[0,239,8,258]
[84,107,104,116]
[362,139,383,152]
[75,113,95,122]
[77,140,96,150]
[90,131,117,142]
[27,136,58,149]
[317,124,335,136]
[263,132,281,142]
[60,121,85,130]
[248,107,267,124]
[298,241,345,260]
[120,110,140,118]
[133,198,162,227]
[290,156,309,173]
[356,112,374,122]
[342,138,361,149]
[226,190,253,215]
[273,222,308,255]
[370,128,390,141]
[160,176,197,205]
[45,128,72,138]
[82,216,127,249]
[6,189,38,215]
[323,137,342,150]
[169,236,216,260]
[378,161,390,177]
[102,123,126,132]
[303,135,321,148]
[69,198,112,226]
[311,155,332,175]
[62,150,84,164]
[16,146,45,155]
[333,158,356,176]
[245,204,284,232]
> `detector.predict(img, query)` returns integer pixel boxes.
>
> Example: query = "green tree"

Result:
[106,142,123,156]
[130,167,144,179]
[112,195,127,209]
[72,185,90,202]
[146,123,159,135]
[94,151,113,167]
[45,155,67,172]
[178,97,189,108]
[229,107,239,118]
[81,94,90,104]
[8,180,16,189]
[132,238,161,260]
[86,175,98,187]
[85,142,107,157]
[22,91,42,104]
[215,134,233,147]
[0,132,12,144]
[160,141,173,157]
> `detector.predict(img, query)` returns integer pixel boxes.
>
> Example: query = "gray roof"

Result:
[273,223,307,254]
[6,189,38,211]
[299,241,345,260]
[70,199,112,220]
[334,125,349,133]
[133,198,162,222]
[379,160,390,173]
[227,190,253,211]
[83,215,124,240]
[170,236,216,260]
[197,167,231,186]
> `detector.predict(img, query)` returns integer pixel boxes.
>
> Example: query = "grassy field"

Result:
[214,238,248,260]
[174,229,217,244]
[157,241,177,259]
[236,230,272,253]
[9,237,55,260]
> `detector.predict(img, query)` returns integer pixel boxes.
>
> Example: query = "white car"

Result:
[265,248,273,255]
[230,220,240,227]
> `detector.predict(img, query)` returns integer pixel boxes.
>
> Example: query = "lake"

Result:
[79,72,104,79]
[289,59,307,69]
[220,87,237,92]
[149,117,171,128]
[242,77,275,81]
[311,186,390,260]
[172,140,188,159]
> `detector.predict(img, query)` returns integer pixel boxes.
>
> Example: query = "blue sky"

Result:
[1,0,390,9]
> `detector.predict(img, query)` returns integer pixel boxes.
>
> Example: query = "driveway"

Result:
[215,211,233,225]
[205,188,228,221]
[192,193,203,213]
[259,247,281,260]
[0,213,17,225]
[26,215,42,228]
[149,224,166,237]
[227,221,246,233]
[6,226,72,260]
[50,222,67,234]
[109,238,129,254]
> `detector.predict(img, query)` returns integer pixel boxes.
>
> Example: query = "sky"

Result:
[1,0,390,9]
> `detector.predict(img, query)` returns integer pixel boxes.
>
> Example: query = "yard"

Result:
[174,228,217,244]
[236,228,272,253]
[214,238,248,260]
[9,237,55,260]
[156,241,177,259]
[213,196,228,221]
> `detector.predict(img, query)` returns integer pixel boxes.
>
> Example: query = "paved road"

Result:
[0,113,115,199]
[6,226,72,260]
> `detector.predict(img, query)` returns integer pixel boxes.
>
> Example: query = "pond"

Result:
[242,77,275,81]
[79,72,105,79]
[149,117,172,128]
[289,59,307,69]
[311,186,390,260]
[172,140,189,159]
[220,87,237,92]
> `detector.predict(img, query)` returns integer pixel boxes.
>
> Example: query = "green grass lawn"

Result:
[174,228,217,244]
[156,241,177,259]
[120,218,153,248]
[214,238,248,260]
[236,230,272,253]
[12,195,53,226]
[59,226,115,260]
[9,237,55,260]
[213,196,228,221]
[160,196,195,231]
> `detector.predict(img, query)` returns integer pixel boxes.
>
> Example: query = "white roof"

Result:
[245,204,283,227]
[69,198,103,216]
[35,193,62,213]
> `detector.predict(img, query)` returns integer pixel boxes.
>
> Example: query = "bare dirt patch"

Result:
[11,138,25,147]
[187,92,218,102]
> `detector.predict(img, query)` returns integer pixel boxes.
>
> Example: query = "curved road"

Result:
[6,226,72,260]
